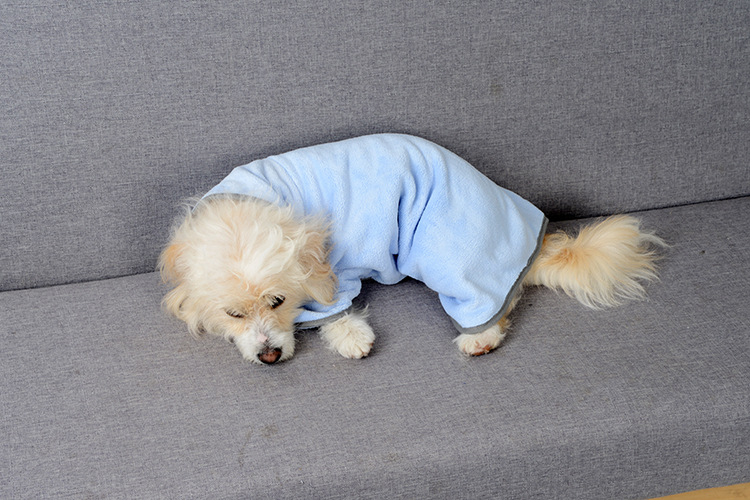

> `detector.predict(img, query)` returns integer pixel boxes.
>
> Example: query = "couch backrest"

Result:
[2,0,749,291]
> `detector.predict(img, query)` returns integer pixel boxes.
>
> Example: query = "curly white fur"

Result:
[159,196,336,364]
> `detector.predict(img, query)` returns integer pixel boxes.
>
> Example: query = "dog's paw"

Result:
[319,312,375,359]
[454,323,506,357]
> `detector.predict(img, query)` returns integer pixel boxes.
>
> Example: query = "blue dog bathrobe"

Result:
[204,134,548,335]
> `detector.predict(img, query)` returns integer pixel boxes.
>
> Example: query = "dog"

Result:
[159,134,665,364]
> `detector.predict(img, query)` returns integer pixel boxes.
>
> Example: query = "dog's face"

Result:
[159,198,336,364]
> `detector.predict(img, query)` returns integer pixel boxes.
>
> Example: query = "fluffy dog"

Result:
[160,134,664,364]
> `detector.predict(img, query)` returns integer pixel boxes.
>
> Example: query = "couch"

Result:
[2,1,748,498]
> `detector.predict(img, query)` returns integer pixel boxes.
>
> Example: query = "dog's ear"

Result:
[299,227,337,306]
[158,241,185,284]
[159,241,194,321]
[162,283,189,320]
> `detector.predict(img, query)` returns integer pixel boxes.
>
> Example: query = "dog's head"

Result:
[159,197,337,364]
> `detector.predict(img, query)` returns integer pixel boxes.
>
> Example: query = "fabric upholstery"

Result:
[2,0,748,497]
[2,198,748,499]
[2,0,749,290]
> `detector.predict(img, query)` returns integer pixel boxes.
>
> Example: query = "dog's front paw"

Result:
[454,323,506,357]
[319,312,375,359]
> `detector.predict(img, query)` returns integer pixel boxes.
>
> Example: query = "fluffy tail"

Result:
[524,215,666,308]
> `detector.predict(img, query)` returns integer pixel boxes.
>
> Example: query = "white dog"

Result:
[160,134,664,364]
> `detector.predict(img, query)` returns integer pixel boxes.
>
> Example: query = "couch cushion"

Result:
[3,1,750,291]
[2,197,749,499]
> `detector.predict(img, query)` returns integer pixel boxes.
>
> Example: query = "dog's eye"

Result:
[226,310,245,319]
[269,296,285,309]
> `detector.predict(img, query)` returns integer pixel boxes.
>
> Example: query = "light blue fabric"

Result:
[204,134,547,334]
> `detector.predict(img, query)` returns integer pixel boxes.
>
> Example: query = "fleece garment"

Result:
[204,133,548,334]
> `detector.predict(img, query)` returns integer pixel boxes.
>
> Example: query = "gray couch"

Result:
[2,1,748,498]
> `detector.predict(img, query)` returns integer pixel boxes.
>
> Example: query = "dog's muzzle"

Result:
[258,347,282,364]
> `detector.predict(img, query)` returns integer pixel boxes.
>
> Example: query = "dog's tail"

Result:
[524,215,666,308]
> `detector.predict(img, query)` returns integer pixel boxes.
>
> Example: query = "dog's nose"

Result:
[258,347,282,364]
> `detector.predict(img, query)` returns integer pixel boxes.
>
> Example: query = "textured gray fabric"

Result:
[2,198,749,499]
[2,0,749,497]
[2,0,750,290]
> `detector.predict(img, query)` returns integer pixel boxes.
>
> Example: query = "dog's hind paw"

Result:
[320,312,375,359]
[454,323,506,357]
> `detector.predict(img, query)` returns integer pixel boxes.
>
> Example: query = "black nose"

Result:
[258,347,282,364]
